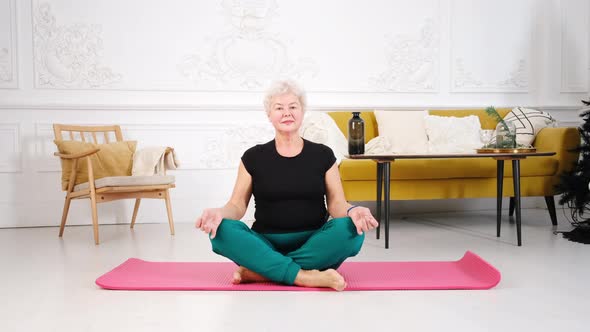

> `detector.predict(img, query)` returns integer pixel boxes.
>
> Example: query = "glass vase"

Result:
[348,112,365,155]
[495,121,516,148]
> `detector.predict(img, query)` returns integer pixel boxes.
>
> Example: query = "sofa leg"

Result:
[509,197,515,217]
[545,196,558,226]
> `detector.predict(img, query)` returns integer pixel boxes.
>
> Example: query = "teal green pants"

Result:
[210,217,364,285]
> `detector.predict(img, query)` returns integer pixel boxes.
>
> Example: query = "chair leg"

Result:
[509,197,515,217]
[545,195,558,226]
[59,196,72,237]
[90,192,100,245]
[130,199,141,229]
[164,190,175,235]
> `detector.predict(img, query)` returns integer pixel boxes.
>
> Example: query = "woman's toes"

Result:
[232,270,242,284]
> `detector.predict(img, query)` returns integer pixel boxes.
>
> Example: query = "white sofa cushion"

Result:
[374,110,429,154]
[503,107,555,146]
[365,136,392,155]
[424,115,483,153]
[74,175,175,191]
[300,111,348,163]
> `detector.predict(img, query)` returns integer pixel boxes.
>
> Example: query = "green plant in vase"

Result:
[484,106,517,148]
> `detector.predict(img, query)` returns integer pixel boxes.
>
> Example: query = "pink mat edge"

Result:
[95,250,501,291]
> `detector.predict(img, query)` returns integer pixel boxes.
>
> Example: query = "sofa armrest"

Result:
[534,127,580,175]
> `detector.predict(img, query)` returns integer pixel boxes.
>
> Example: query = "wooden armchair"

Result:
[53,124,176,245]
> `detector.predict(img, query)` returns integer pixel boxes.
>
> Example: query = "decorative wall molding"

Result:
[178,0,318,90]
[450,0,532,93]
[560,0,589,93]
[122,123,271,170]
[0,48,12,83]
[0,1,585,96]
[0,0,17,88]
[0,123,21,172]
[197,123,275,169]
[452,58,482,89]
[32,1,122,89]
[497,59,528,89]
[452,57,529,93]
[370,18,439,92]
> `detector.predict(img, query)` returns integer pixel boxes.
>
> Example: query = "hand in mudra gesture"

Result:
[348,206,379,235]
[195,208,223,239]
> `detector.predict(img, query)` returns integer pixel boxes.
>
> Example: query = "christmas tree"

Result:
[556,98,590,244]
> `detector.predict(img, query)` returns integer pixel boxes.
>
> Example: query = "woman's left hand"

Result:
[348,206,379,235]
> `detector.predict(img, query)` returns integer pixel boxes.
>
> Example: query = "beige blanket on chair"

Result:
[132,146,179,176]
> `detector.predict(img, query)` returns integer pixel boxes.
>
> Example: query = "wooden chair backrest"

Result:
[53,124,123,143]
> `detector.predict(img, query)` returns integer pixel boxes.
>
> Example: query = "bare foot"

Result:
[294,269,347,291]
[232,266,270,284]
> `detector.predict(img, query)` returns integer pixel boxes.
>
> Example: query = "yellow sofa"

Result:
[327,109,580,224]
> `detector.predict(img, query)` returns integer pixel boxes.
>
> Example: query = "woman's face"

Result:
[267,92,304,135]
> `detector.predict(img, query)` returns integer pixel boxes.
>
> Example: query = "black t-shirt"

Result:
[241,139,336,233]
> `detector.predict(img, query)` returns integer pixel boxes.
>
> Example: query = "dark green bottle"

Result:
[348,112,365,155]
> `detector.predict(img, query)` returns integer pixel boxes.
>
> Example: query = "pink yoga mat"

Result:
[96,251,500,291]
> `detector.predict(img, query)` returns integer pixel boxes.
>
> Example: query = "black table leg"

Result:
[383,162,391,249]
[496,160,504,237]
[509,197,515,217]
[376,162,383,239]
[512,160,522,246]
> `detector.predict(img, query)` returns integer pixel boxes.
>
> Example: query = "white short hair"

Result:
[263,80,306,113]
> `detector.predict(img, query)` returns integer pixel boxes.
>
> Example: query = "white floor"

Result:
[1,208,589,332]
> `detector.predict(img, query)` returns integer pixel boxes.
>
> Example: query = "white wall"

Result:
[0,0,588,227]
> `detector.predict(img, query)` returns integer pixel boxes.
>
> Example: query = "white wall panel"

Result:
[450,0,535,92]
[0,0,584,106]
[0,123,21,172]
[34,123,59,172]
[560,0,589,93]
[0,0,587,227]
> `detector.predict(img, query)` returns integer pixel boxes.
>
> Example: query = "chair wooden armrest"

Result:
[54,148,100,160]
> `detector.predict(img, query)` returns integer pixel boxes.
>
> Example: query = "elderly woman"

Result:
[195,80,378,291]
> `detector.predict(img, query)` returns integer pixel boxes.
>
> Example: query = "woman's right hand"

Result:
[195,208,223,239]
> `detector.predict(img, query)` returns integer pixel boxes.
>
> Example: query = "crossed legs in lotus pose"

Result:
[211,217,364,291]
